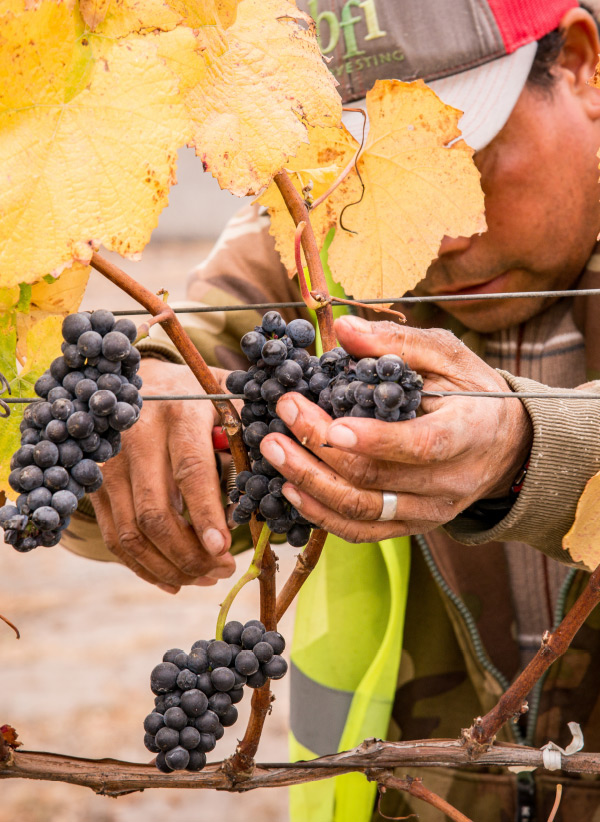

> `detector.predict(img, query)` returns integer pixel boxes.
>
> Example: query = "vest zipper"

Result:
[416,534,580,748]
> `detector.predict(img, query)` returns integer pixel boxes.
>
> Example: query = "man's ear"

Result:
[559,7,600,115]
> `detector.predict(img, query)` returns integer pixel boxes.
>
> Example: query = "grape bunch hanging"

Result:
[0,311,143,552]
[225,311,423,546]
[145,620,287,772]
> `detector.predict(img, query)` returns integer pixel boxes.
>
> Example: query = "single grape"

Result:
[43,466,69,491]
[19,465,44,491]
[261,310,287,337]
[259,494,286,520]
[51,398,75,421]
[66,411,95,439]
[108,402,137,431]
[97,373,123,394]
[89,439,113,463]
[246,669,268,689]
[144,733,161,753]
[220,705,238,727]
[0,505,19,528]
[195,732,217,753]
[222,621,244,645]
[234,650,259,676]
[112,318,137,342]
[174,652,189,669]
[51,490,79,517]
[194,710,220,734]
[63,344,85,369]
[164,706,188,731]
[102,331,131,362]
[286,319,315,348]
[208,692,232,717]
[179,726,201,750]
[375,407,400,422]
[275,359,303,387]
[34,373,60,398]
[74,379,98,402]
[241,625,264,649]
[47,386,72,404]
[97,357,122,374]
[211,667,236,692]
[262,655,288,680]
[180,689,209,717]
[240,330,266,362]
[32,506,60,531]
[57,439,83,468]
[376,354,404,382]
[261,339,287,367]
[263,631,286,655]
[144,712,166,735]
[232,507,252,525]
[66,477,85,501]
[163,691,183,710]
[154,751,173,772]
[373,382,404,410]
[207,640,232,668]
[62,313,92,343]
[245,474,270,500]
[20,428,41,446]
[243,421,269,449]
[79,432,101,453]
[71,459,102,487]
[243,379,262,402]
[165,746,190,771]
[26,487,53,511]
[45,419,69,443]
[225,370,251,394]
[33,440,59,469]
[49,356,71,383]
[32,402,54,429]
[177,669,198,691]
[118,384,141,406]
[150,663,180,694]
[186,750,207,772]
[253,641,274,663]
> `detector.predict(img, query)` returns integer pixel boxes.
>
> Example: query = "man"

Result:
[64,1,600,818]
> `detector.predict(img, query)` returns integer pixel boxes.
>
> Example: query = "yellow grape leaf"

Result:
[82,0,240,38]
[0,264,89,498]
[257,123,359,275]
[180,0,342,196]
[0,0,190,284]
[327,79,487,300]
[562,472,600,571]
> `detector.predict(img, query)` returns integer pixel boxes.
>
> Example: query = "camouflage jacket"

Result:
[68,206,600,820]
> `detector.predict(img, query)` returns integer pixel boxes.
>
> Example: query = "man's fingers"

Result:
[167,408,231,558]
[333,315,469,378]
[278,485,438,543]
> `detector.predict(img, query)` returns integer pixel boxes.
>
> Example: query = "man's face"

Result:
[418,79,600,333]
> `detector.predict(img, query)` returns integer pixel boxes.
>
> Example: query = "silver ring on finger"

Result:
[378,491,398,521]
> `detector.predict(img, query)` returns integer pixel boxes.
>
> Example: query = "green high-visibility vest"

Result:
[289,233,411,822]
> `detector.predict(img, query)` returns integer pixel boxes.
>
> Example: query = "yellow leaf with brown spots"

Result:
[327,80,486,299]
[80,0,240,37]
[257,123,359,275]
[563,471,600,571]
[182,0,342,196]
[0,0,190,285]
[0,265,89,499]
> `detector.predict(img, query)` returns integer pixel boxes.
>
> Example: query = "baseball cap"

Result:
[300,0,580,150]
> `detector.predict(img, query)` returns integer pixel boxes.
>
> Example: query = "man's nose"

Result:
[437,234,473,256]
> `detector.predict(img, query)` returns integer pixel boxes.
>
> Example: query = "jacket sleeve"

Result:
[444,372,600,569]
[60,204,300,563]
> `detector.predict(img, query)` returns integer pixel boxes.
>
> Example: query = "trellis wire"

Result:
[107,287,600,315]
[3,391,600,402]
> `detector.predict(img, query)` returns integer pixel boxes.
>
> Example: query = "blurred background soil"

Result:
[1,158,295,822]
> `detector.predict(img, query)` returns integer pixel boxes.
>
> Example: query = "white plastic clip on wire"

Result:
[540,721,584,771]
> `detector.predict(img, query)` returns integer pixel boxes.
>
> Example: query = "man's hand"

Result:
[259,315,533,543]
[90,358,236,592]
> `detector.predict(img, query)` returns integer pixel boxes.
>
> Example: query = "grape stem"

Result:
[0,613,20,640]
[215,524,272,640]
[274,171,336,351]
[294,222,325,311]
[377,773,474,822]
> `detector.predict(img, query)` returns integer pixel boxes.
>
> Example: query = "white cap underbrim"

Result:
[342,40,537,152]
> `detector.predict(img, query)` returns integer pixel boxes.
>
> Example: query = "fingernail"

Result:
[283,484,302,508]
[261,439,285,466]
[327,424,357,448]
[156,583,179,594]
[191,578,217,586]
[277,397,298,426]
[339,315,373,333]
[202,527,226,556]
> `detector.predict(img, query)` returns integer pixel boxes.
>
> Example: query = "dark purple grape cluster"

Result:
[1,310,142,552]
[145,620,287,772]
[225,311,423,546]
